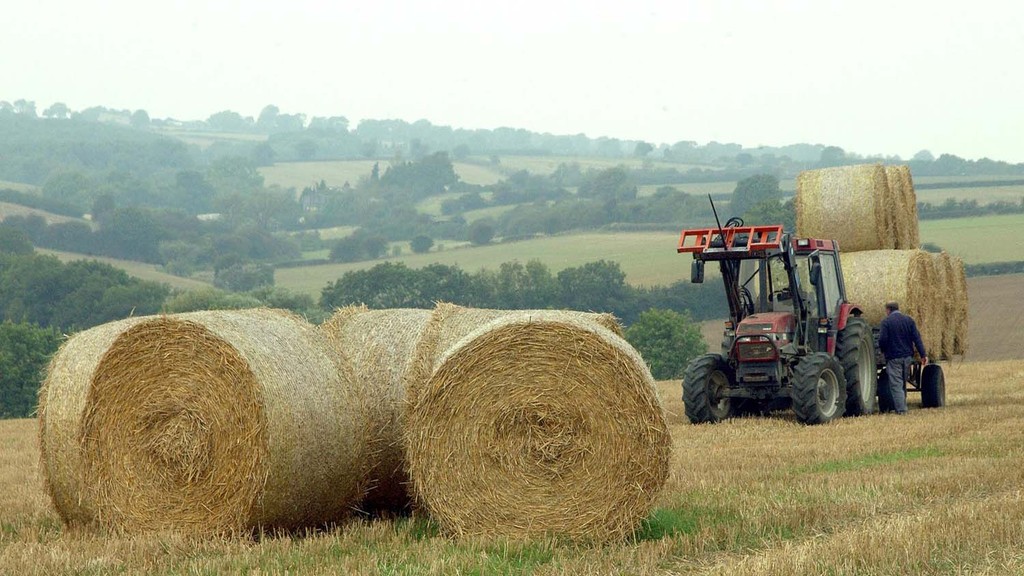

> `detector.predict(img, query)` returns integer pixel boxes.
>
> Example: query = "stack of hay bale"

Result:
[37,304,671,542]
[796,164,968,359]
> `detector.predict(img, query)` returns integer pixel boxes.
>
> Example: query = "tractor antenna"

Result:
[709,194,727,244]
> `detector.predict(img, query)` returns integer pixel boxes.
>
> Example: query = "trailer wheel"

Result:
[837,317,877,416]
[682,354,734,424]
[920,364,946,408]
[792,353,847,424]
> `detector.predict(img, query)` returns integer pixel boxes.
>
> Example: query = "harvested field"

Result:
[2,357,1022,574]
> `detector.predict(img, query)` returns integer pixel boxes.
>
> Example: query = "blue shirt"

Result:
[878,310,926,360]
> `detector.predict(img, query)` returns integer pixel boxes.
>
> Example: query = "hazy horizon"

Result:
[4,0,1022,163]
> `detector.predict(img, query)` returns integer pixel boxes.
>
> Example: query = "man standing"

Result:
[877,301,927,414]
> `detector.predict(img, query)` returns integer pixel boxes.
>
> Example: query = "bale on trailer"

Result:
[405,308,670,542]
[38,308,370,534]
[797,164,897,252]
[932,251,957,359]
[840,250,943,358]
[884,165,920,249]
[950,255,970,356]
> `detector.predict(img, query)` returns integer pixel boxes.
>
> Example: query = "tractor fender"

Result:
[836,303,863,332]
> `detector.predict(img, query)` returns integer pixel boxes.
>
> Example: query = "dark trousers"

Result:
[885,357,913,414]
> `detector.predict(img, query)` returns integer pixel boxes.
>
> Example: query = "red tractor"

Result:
[677,222,878,424]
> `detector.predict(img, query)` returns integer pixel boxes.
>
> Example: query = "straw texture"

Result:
[950,255,970,356]
[38,317,148,527]
[796,164,895,252]
[840,250,942,358]
[405,309,670,541]
[320,304,667,540]
[932,251,956,359]
[885,165,920,249]
[39,308,370,534]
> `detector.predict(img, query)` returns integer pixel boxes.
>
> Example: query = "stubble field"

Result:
[1,276,1022,574]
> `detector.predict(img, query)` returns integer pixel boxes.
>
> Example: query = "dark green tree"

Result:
[625,309,707,380]
[730,174,781,221]
[467,220,495,245]
[0,227,33,255]
[0,321,62,418]
[556,260,628,313]
[410,235,434,254]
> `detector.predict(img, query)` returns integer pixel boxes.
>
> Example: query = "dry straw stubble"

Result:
[404,308,671,542]
[39,308,370,534]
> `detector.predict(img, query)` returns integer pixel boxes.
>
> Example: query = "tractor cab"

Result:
[679,225,854,363]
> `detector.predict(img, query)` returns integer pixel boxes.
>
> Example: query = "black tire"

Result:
[920,364,946,408]
[682,354,735,424]
[837,317,877,416]
[791,353,847,424]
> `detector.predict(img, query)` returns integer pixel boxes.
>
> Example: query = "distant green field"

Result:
[277,213,1024,298]
[157,128,267,150]
[275,231,688,298]
[487,155,713,176]
[38,249,212,291]
[0,180,37,193]
[261,160,505,191]
[261,161,378,190]
[915,185,1024,206]
[919,213,1024,263]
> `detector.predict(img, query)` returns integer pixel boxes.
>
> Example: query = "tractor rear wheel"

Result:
[682,354,735,424]
[921,364,946,408]
[791,353,847,424]
[837,317,876,416]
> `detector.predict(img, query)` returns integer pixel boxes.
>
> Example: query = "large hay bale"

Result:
[38,317,148,527]
[796,164,895,252]
[885,165,920,249]
[950,255,969,356]
[320,305,432,513]
[38,308,370,533]
[319,304,628,515]
[404,308,670,541]
[840,250,941,358]
[933,251,956,359]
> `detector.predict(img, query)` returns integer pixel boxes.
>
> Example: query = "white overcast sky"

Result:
[4,0,1023,162]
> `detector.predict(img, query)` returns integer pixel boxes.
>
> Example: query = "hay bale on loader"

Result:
[932,251,957,359]
[320,304,669,541]
[38,308,370,534]
[840,250,945,359]
[797,164,919,252]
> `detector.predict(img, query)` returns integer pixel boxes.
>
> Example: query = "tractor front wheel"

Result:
[791,353,847,424]
[682,354,735,424]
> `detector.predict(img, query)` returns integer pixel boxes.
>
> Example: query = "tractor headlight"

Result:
[735,336,779,362]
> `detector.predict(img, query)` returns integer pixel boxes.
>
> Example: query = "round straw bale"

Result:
[41,308,370,534]
[38,317,149,526]
[405,312,671,541]
[950,255,969,356]
[321,306,434,513]
[885,165,920,249]
[932,251,956,359]
[840,250,939,358]
[797,164,897,252]
[318,304,627,515]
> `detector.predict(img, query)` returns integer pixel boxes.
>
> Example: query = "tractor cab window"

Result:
[818,252,843,316]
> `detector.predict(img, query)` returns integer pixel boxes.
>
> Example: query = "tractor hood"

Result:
[737,312,796,339]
